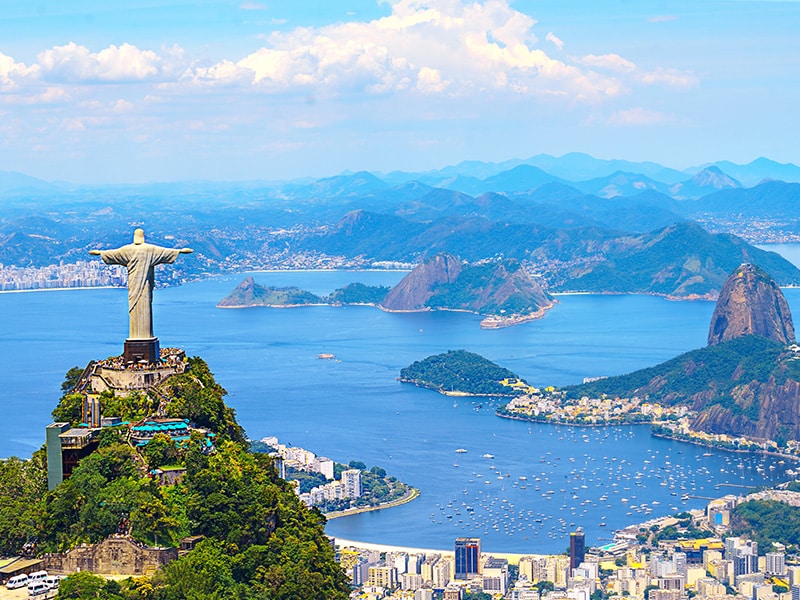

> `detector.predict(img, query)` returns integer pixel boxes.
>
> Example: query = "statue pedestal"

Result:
[124,338,161,365]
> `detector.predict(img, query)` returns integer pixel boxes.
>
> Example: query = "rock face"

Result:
[218,276,260,307]
[380,253,463,311]
[707,263,795,346]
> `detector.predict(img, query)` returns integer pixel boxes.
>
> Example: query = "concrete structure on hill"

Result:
[43,536,177,576]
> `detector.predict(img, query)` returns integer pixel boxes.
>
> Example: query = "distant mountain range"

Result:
[2,152,799,299]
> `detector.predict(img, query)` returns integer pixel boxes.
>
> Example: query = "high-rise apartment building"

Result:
[570,531,586,571]
[341,468,362,498]
[454,537,481,580]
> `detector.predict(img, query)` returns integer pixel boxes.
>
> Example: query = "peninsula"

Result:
[499,264,800,456]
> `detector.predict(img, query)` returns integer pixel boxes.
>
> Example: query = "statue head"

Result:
[133,228,145,244]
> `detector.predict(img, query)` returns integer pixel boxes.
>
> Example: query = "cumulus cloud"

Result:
[608,107,673,126]
[182,0,627,101]
[37,42,177,82]
[0,0,696,107]
[0,52,39,88]
[578,54,636,73]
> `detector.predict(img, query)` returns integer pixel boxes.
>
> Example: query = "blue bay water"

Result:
[2,263,799,554]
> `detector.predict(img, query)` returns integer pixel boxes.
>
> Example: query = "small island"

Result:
[217,254,556,328]
[399,349,533,396]
[217,276,390,308]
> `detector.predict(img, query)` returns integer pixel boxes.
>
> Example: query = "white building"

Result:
[342,468,362,498]
[483,557,509,595]
[766,552,786,576]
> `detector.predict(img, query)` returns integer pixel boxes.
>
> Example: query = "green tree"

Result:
[52,392,84,425]
[151,539,236,600]
[57,571,120,599]
[61,366,85,393]
[143,434,178,469]
[0,450,48,554]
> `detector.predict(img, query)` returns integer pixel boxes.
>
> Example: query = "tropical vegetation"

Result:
[0,359,350,599]
[400,349,523,396]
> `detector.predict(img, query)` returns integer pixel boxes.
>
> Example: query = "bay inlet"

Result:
[2,263,798,554]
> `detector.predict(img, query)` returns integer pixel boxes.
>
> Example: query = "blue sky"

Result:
[0,0,798,183]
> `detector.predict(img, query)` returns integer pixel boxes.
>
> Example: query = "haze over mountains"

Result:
[1,152,799,299]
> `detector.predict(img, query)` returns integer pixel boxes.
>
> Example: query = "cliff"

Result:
[380,253,555,320]
[708,263,796,346]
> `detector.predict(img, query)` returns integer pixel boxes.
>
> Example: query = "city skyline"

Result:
[1,1,798,184]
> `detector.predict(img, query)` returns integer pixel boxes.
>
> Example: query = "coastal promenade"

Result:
[326,487,420,519]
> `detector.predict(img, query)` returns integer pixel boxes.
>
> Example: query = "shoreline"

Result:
[496,411,651,428]
[0,285,120,295]
[331,536,543,566]
[398,379,516,398]
[650,430,800,462]
[324,487,420,520]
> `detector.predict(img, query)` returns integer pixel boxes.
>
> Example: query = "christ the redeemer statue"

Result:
[90,228,192,363]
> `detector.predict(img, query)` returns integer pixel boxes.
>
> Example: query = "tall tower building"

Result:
[570,531,586,571]
[454,537,481,580]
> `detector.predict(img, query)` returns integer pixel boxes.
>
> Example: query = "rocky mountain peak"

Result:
[380,253,463,311]
[690,166,740,189]
[707,263,795,346]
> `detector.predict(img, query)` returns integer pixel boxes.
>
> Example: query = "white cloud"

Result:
[112,99,134,113]
[183,0,629,101]
[648,15,678,23]
[639,67,697,88]
[578,54,636,73]
[0,0,697,116]
[38,42,168,82]
[416,66,449,93]
[546,32,564,50]
[608,107,673,126]
[0,51,39,88]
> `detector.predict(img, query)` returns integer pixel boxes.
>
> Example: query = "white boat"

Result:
[482,453,495,459]
[455,448,468,453]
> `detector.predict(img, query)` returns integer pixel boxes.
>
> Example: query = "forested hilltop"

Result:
[400,350,528,396]
[0,359,350,600]
[566,335,800,442]
[217,276,391,308]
